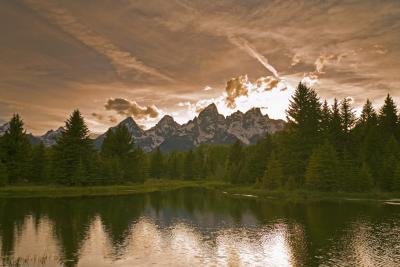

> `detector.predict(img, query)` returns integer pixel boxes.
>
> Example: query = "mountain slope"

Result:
[96,103,285,152]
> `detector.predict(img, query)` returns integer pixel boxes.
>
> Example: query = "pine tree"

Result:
[150,147,163,179]
[101,124,139,182]
[0,161,8,186]
[306,141,339,191]
[285,83,322,185]
[30,143,47,184]
[378,94,398,136]
[356,162,374,192]
[0,114,32,183]
[226,140,244,184]
[357,99,378,132]
[340,98,356,135]
[321,100,331,137]
[52,110,94,185]
[262,153,283,190]
[183,150,195,180]
[329,98,343,151]
[243,134,274,184]
[339,150,360,191]
[166,151,180,179]
[101,124,135,159]
[379,136,400,191]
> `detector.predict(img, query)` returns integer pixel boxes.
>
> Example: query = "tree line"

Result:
[0,83,400,192]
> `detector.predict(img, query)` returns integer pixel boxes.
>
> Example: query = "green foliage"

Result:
[150,147,163,179]
[52,110,94,185]
[284,83,322,185]
[239,134,274,184]
[356,163,374,192]
[1,86,399,194]
[226,140,244,184]
[101,125,135,159]
[30,143,48,184]
[100,124,143,182]
[262,153,283,190]
[183,150,195,180]
[0,114,32,184]
[306,141,339,191]
[378,94,398,135]
[0,161,8,186]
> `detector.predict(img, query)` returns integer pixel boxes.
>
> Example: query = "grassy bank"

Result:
[0,180,399,201]
[0,180,226,198]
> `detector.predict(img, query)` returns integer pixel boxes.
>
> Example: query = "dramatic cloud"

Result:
[104,98,160,119]
[1,0,399,134]
[228,36,280,79]
[225,76,250,108]
[22,0,173,82]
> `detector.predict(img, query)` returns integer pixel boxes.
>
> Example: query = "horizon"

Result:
[1,0,399,135]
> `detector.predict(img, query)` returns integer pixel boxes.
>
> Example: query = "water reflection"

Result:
[0,189,399,266]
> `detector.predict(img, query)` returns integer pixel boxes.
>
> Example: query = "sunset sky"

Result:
[1,0,399,135]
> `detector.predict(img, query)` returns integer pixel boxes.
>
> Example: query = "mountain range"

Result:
[0,104,285,152]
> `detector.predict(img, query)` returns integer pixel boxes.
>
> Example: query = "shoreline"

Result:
[0,180,399,202]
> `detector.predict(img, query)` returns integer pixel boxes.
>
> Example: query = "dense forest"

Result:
[1,83,400,192]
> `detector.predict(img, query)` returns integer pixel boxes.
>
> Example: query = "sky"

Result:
[0,0,399,135]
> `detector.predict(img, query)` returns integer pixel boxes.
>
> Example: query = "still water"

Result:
[0,188,399,267]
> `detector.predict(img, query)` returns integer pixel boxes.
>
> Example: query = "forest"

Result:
[0,83,400,193]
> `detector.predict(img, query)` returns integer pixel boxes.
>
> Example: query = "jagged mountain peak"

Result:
[245,107,263,117]
[120,116,137,126]
[198,103,219,117]
[157,115,179,127]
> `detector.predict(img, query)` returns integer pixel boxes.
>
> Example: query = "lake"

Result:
[0,188,399,267]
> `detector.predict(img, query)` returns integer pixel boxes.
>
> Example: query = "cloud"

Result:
[225,75,249,108]
[108,116,118,123]
[22,0,173,82]
[91,112,104,120]
[228,36,280,79]
[203,86,213,91]
[104,98,160,119]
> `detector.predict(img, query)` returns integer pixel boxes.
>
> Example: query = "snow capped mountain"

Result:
[95,103,285,152]
[1,104,285,151]
[39,127,65,147]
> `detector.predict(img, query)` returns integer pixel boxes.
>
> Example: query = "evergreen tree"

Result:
[321,100,331,137]
[379,136,400,191]
[340,98,356,135]
[101,124,139,182]
[226,140,244,184]
[149,147,163,179]
[339,150,359,191]
[306,141,339,191]
[0,161,8,186]
[183,150,195,180]
[262,153,283,190]
[52,110,94,185]
[378,94,398,136]
[356,162,374,192]
[101,125,135,159]
[166,151,180,179]
[30,143,47,184]
[0,114,32,183]
[243,134,274,184]
[357,99,378,132]
[329,98,343,151]
[285,83,322,185]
